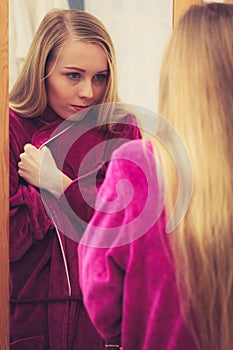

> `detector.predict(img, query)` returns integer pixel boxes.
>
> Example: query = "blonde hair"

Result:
[9,9,121,126]
[158,3,233,349]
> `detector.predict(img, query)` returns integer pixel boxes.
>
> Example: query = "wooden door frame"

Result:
[173,0,203,27]
[173,0,233,27]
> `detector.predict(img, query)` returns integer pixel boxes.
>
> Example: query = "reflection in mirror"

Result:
[9,0,172,112]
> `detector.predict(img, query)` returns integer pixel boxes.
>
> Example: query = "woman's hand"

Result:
[18,144,72,198]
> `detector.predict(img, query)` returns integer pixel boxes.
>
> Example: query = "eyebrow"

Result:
[63,66,109,73]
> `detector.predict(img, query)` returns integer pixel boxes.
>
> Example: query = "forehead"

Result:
[56,39,108,71]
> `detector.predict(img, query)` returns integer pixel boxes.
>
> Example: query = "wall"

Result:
[85,0,173,112]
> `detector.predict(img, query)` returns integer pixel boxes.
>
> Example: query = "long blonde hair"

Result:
[158,3,233,349]
[9,9,121,126]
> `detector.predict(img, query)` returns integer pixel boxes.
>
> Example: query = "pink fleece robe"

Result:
[79,140,198,350]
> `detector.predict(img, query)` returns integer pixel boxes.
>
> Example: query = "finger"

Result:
[19,151,30,161]
[18,168,30,182]
[18,166,25,177]
[18,160,25,170]
[19,152,26,160]
[41,145,50,155]
[24,143,36,152]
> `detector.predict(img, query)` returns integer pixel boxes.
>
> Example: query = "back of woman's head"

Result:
[10,9,119,117]
[158,3,233,349]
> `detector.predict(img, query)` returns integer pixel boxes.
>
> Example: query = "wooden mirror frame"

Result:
[0,0,9,349]
[2,0,233,349]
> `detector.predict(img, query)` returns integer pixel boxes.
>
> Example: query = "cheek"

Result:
[46,78,57,101]
[47,80,68,104]
[95,84,107,100]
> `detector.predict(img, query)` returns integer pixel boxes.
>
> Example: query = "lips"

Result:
[71,105,89,112]
[69,105,90,121]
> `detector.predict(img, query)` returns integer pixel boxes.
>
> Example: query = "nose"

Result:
[78,79,94,99]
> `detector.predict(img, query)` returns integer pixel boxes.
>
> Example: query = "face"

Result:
[46,39,109,120]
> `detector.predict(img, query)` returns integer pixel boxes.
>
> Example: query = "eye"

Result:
[93,73,109,84]
[66,72,81,80]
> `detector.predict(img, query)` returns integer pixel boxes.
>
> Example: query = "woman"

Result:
[79,3,233,350]
[10,9,141,350]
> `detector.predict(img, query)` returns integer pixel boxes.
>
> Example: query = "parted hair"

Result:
[9,9,120,125]
[158,3,233,350]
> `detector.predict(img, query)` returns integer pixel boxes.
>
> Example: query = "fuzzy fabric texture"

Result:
[10,106,141,350]
[79,140,197,350]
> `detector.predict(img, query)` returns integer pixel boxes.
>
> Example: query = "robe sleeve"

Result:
[115,113,142,140]
[10,116,54,262]
[78,139,163,345]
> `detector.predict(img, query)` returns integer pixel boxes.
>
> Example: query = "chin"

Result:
[67,109,89,122]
